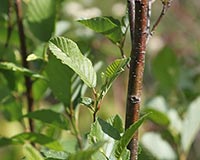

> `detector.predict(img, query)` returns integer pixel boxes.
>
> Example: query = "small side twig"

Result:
[14,0,34,132]
[66,107,83,149]
[150,0,173,36]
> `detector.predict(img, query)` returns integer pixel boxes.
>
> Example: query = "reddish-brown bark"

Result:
[125,0,148,159]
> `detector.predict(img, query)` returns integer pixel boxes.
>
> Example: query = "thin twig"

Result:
[66,107,83,149]
[150,0,172,36]
[14,0,34,132]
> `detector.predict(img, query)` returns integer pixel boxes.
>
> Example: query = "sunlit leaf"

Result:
[0,62,45,79]
[48,36,97,88]
[23,144,44,160]
[99,58,130,100]
[41,148,68,159]
[78,17,123,43]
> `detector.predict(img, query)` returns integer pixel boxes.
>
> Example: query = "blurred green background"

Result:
[0,0,200,159]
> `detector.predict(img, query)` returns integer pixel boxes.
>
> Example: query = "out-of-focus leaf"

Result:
[141,132,177,160]
[32,79,48,101]
[41,148,68,159]
[23,144,44,160]
[168,109,182,134]
[78,17,123,43]
[68,142,105,160]
[24,109,69,130]
[115,113,149,159]
[152,47,180,93]
[0,137,14,147]
[0,133,63,151]
[145,108,170,126]
[26,0,57,41]
[46,54,72,106]
[0,62,45,79]
[2,100,22,121]
[13,132,63,151]
[48,36,96,88]
[181,97,200,153]
[147,96,168,113]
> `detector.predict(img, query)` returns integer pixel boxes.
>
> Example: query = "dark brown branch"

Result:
[125,0,148,159]
[14,0,34,132]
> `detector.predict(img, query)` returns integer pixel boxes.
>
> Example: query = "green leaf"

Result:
[145,108,170,126]
[13,133,63,151]
[24,109,69,130]
[99,58,130,100]
[152,47,180,93]
[32,79,48,101]
[41,148,68,160]
[68,142,105,160]
[98,118,121,140]
[48,36,97,88]
[108,115,124,133]
[23,144,44,160]
[26,0,57,41]
[78,17,123,43]
[115,113,150,159]
[2,100,22,121]
[141,132,177,160]
[88,120,115,159]
[0,137,14,147]
[0,62,45,79]
[46,54,72,106]
[181,97,200,153]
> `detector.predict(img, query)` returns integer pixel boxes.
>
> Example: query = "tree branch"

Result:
[14,0,34,132]
[125,0,148,159]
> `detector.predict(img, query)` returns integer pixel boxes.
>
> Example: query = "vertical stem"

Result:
[125,0,148,160]
[14,0,34,132]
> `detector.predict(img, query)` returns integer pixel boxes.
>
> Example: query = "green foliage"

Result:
[181,97,200,153]
[48,36,97,88]
[26,0,57,41]
[24,109,69,130]
[1,0,199,159]
[115,114,150,159]
[99,58,130,100]
[0,62,44,79]
[68,142,105,160]
[23,144,44,160]
[152,47,180,93]
[0,132,62,151]
[78,17,123,43]
[46,54,73,107]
